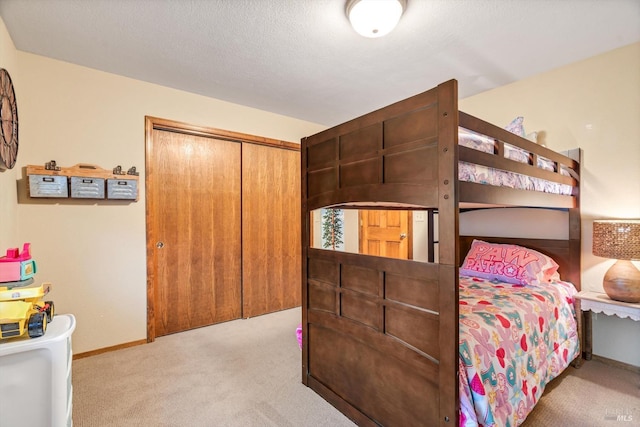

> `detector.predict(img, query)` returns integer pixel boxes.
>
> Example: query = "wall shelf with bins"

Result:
[26,162,139,201]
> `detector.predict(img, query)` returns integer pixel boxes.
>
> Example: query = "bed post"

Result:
[301,136,309,386]
[427,209,436,262]
[437,80,460,425]
[567,148,582,291]
[567,147,583,365]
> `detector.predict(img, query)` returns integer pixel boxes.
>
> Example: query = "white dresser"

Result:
[0,314,76,427]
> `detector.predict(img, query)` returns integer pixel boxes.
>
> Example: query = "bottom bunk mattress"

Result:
[458,275,579,427]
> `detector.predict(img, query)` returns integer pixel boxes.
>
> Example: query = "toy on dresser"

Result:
[0,244,54,340]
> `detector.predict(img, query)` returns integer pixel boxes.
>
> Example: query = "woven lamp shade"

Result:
[592,220,640,260]
[592,219,640,303]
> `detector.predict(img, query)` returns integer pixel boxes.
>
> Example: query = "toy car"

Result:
[0,280,54,340]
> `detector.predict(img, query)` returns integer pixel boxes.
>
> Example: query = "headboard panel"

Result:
[459,235,581,291]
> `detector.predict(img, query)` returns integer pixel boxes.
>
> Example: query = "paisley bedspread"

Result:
[457,127,573,196]
[458,275,579,427]
[458,162,573,196]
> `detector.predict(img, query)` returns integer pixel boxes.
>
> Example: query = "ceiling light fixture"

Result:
[346,0,407,38]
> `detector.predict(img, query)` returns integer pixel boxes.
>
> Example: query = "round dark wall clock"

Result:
[0,68,18,170]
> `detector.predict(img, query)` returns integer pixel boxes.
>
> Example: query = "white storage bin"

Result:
[0,314,76,427]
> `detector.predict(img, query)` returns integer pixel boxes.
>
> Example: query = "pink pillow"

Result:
[460,239,559,286]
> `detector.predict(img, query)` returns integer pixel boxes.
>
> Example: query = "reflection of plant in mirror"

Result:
[322,209,344,250]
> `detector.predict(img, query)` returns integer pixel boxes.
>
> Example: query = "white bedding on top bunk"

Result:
[458,128,573,196]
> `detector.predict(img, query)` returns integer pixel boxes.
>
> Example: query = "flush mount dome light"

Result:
[346,0,407,38]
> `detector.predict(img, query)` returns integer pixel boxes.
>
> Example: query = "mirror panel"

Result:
[310,209,437,262]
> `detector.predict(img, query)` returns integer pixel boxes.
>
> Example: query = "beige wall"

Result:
[0,19,19,248]
[3,14,638,366]
[0,17,324,353]
[460,42,640,367]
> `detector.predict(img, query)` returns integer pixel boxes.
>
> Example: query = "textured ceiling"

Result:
[0,0,639,126]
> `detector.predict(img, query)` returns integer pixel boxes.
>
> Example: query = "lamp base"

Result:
[603,260,640,303]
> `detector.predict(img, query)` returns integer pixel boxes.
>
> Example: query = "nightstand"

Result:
[574,290,640,361]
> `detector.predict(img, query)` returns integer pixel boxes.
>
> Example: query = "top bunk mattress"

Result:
[459,127,573,196]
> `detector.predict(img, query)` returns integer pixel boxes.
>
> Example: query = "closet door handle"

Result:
[156,241,164,248]
[400,233,407,240]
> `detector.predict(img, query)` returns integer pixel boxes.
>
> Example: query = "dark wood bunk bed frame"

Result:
[300,79,581,427]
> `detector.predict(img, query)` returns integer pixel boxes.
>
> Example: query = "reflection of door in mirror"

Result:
[310,210,314,247]
[359,210,412,259]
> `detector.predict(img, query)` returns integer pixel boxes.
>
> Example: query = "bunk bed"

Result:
[300,80,581,427]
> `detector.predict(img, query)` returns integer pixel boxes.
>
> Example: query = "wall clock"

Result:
[0,68,18,170]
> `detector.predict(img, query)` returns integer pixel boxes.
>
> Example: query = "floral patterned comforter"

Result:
[459,275,579,427]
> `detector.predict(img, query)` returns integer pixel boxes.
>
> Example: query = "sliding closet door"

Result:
[149,129,242,336]
[242,143,301,318]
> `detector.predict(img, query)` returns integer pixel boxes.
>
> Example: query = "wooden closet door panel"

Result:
[242,144,301,317]
[150,129,242,336]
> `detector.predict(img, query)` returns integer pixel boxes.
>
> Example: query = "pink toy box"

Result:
[0,243,37,283]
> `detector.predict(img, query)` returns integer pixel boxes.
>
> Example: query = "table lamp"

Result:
[592,219,640,303]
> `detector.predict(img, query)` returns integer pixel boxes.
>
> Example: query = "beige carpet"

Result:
[73,308,355,427]
[523,359,640,426]
[73,307,639,426]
